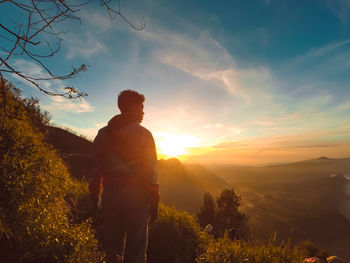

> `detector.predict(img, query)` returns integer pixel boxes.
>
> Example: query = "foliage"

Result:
[197,233,328,263]
[0,81,99,262]
[198,193,217,228]
[147,203,329,263]
[198,189,249,239]
[148,203,208,263]
[21,96,51,133]
[298,240,329,260]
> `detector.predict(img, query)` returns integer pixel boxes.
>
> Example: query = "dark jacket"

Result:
[89,114,159,206]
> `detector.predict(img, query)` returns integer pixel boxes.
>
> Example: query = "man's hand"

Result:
[149,203,158,225]
[91,195,102,212]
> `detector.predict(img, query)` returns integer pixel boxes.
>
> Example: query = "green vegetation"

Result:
[198,189,249,239]
[0,81,99,262]
[148,204,206,263]
[0,81,331,262]
[198,234,328,263]
[148,205,328,263]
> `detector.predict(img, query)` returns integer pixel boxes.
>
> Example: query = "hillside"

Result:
[158,159,230,212]
[45,126,94,180]
[46,126,92,154]
[210,157,350,184]
[0,82,99,262]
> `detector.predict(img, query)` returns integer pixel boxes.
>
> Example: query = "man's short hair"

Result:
[118,90,145,113]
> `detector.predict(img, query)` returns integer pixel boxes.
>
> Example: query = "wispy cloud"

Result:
[10,59,95,115]
[12,59,55,90]
[64,31,108,59]
[326,0,350,21]
[288,39,350,67]
[81,10,114,32]
[159,52,250,99]
[186,125,350,165]
[44,96,94,114]
[134,26,278,101]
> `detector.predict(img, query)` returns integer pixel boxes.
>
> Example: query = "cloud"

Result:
[336,100,350,111]
[44,96,94,114]
[274,39,350,121]
[79,6,143,33]
[81,10,114,32]
[139,27,274,101]
[326,0,350,20]
[213,142,249,149]
[12,59,55,90]
[159,52,248,98]
[202,123,224,129]
[283,39,350,90]
[64,31,108,59]
[186,126,350,165]
[289,39,350,66]
[10,59,95,115]
[134,22,350,159]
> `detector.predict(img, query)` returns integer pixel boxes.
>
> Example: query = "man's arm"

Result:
[88,129,104,208]
[141,130,160,223]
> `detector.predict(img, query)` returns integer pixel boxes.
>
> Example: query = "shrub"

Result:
[298,240,329,261]
[0,81,100,262]
[148,203,208,263]
[198,189,249,239]
[197,233,329,263]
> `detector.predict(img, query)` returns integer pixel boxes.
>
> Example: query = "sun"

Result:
[155,133,200,159]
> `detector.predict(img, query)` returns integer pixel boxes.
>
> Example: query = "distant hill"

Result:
[158,159,230,212]
[184,163,229,194]
[46,126,92,155]
[210,157,350,184]
[46,126,94,180]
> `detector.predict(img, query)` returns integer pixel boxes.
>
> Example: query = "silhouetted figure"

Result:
[89,90,159,263]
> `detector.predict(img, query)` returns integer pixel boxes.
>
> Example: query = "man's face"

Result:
[130,103,144,123]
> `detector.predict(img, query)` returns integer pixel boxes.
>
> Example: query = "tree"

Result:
[0,0,144,99]
[197,192,216,228]
[197,189,249,240]
[216,189,249,240]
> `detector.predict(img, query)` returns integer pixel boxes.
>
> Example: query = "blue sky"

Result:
[2,0,350,165]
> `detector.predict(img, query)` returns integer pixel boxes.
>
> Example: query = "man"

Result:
[89,90,159,263]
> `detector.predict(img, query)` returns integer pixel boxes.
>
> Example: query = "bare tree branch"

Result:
[0,0,144,99]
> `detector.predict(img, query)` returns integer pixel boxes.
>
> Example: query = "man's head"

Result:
[118,90,145,123]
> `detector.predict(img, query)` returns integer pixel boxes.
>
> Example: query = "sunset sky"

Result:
[2,0,350,165]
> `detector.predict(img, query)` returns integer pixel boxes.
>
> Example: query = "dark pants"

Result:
[102,184,150,263]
